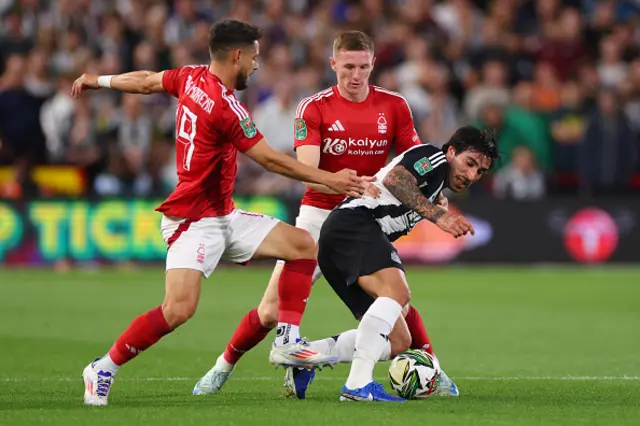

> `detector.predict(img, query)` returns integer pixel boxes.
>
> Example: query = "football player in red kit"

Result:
[73,20,369,407]
[194,31,457,399]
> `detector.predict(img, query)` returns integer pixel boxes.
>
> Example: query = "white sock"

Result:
[336,329,392,362]
[345,297,402,390]
[93,354,120,375]
[307,336,336,357]
[379,338,392,362]
[308,329,391,363]
[312,266,323,284]
[274,323,300,346]
[334,330,357,362]
[213,354,235,372]
[309,329,391,363]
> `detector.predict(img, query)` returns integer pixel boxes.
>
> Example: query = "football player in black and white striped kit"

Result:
[317,126,500,402]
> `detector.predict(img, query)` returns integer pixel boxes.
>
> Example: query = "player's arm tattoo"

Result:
[382,165,447,223]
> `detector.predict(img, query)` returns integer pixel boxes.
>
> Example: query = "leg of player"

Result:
[404,304,433,354]
[305,305,426,363]
[193,263,281,395]
[194,258,326,396]
[193,210,328,396]
[283,314,411,400]
[83,268,202,406]
[339,267,409,403]
[252,222,338,369]
[402,304,458,396]
[291,304,459,398]
[237,238,322,364]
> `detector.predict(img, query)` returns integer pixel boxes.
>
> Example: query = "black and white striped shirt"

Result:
[338,144,447,242]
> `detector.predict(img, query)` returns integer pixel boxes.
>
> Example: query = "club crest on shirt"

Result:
[377,113,387,134]
[240,118,257,138]
[413,157,432,176]
[294,118,307,140]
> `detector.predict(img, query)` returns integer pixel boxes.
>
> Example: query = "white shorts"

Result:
[295,205,331,241]
[161,209,279,278]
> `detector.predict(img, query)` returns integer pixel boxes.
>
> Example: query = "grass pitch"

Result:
[1,266,638,425]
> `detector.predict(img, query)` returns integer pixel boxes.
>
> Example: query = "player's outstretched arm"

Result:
[382,165,473,238]
[296,145,339,194]
[71,71,166,98]
[245,139,368,198]
[296,146,380,197]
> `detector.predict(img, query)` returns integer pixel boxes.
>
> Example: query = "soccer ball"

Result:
[388,349,441,399]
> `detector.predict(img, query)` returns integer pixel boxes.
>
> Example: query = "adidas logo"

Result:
[327,120,345,132]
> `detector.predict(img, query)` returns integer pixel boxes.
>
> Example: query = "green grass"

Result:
[1,266,639,425]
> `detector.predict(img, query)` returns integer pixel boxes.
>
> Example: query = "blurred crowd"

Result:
[0,0,639,201]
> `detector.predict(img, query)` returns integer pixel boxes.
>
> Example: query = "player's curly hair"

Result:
[442,126,501,169]
[208,19,262,59]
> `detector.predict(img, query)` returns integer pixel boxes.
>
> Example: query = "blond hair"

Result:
[333,31,374,56]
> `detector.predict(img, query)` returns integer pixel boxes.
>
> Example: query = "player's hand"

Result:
[362,178,381,198]
[327,169,367,198]
[71,73,100,98]
[436,192,448,211]
[435,213,474,238]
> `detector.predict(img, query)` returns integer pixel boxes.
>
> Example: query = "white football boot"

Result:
[82,359,115,406]
[193,363,236,395]
[269,339,338,369]
[433,369,460,397]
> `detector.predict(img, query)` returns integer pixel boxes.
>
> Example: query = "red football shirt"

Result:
[294,85,420,210]
[156,65,263,219]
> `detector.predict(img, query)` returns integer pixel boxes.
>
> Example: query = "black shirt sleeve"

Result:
[395,144,447,186]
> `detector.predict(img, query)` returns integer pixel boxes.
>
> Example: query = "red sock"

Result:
[223,308,272,364]
[405,305,434,355]
[108,306,173,366]
[278,258,317,325]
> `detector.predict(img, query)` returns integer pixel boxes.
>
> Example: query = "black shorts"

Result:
[318,207,404,319]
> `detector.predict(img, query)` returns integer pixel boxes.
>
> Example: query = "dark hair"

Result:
[333,30,374,54]
[208,19,262,59]
[443,126,501,169]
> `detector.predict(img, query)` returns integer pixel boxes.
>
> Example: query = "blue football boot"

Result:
[339,382,406,403]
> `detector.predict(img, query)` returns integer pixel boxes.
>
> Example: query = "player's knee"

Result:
[163,269,201,327]
[257,302,278,329]
[291,229,317,260]
[162,300,197,328]
[390,328,412,358]
[393,288,411,309]
[401,303,410,317]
